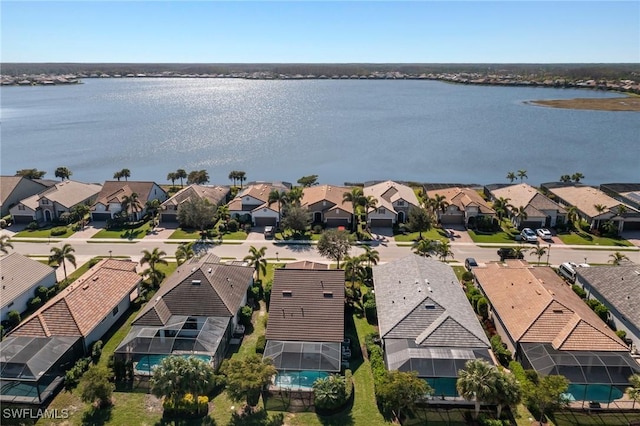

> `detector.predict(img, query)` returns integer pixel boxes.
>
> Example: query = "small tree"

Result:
[297,174,319,187]
[525,374,570,425]
[7,310,21,327]
[609,251,629,266]
[377,370,432,421]
[281,204,310,237]
[313,374,347,411]
[492,370,522,419]
[16,168,46,179]
[456,359,498,419]
[79,365,115,408]
[151,356,217,411]
[317,229,353,268]
[187,170,209,185]
[627,374,640,409]
[54,166,72,181]
[221,354,277,408]
[407,206,432,239]
[177,197,216,232]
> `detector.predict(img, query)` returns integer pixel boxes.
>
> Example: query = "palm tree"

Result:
[512,245,529,259]
[113,170,122,181]
[343,187,365,231]
[493,197,513,222]
[121,193,142,222]
[228,171,238,187]
[313,375,347,411]
[1,235,14,255]
[151,355,216,410]
[237,171,247,188]
[120,168,131,181]
[616,205,628,216]
[431,193,449,219]
[506,171,516,183]
[511,205,528,227]
[146,199,161,222]
[176,169,187,188]
[517,169,528,182]
[492,371,522,419]
[175,242,195,266]
[140,248,168,287]
[361,246,380,267]
[626,374,640,409]
[243,246,267,281]
[593,203,607,229]
[566,206,579,230]
[571,172,584,183]
[216,204,230,225]
[412,238,435,257]
[456,359,499,419]
[362,195,378,227]
[343,255,366,306]
[268,190,288,226]
[559,174,572,183]
[531,245,548,265]
[287,186,304,206]
[167,172,177,188]
[72,204,90,229]
[48,243,77,281]
[54,166,72,181]
[435,240,454,262]
[609,251,629,266]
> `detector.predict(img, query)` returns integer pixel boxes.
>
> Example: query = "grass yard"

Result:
[467,229,518,244]
[14,225,75,239]
[92,221,153,239]
[393,228,450,243]
[551,409,640,425]
[168,228,201,239]
[221,231,248,240]
[556,231,632,247]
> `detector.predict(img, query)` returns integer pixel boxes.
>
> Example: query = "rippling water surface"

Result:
[1,78,638,185]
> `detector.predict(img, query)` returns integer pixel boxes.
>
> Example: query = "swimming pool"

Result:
[567,384,624,403]
[134,354,211,374]
[273,371,329,390]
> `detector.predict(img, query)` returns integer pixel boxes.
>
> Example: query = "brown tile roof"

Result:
[38,180,102,208]
[228,183,290,212]
[301,185,353,214]
[473,263,627,351]
[285,261,330,270]
[93,181,164,208]
[10,259,141,339]
[266,269,345,342]
[548,186,634,218]
[133,254,253,327]
[364,181,420,212]
[162,184,229,208]
[426,187,495,214]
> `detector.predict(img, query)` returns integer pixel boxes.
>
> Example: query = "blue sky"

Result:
[2,1,639,63]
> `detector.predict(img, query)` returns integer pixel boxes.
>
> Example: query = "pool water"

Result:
[273,371,329,390]
[134,354,211,373]
[567,384,624,403]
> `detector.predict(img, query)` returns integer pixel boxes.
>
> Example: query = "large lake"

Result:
[1,78,638,186]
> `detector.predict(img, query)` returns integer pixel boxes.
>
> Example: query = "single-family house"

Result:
[160,184,230,223]
[600,183,640,212]
[227,182,290,226]
[0,176,51,217]
[284,260,330,270]
[91,181,167,222]
[263,269,345,389]
[543,184,640,233]
[114,254,254,374]
[473,262,639,404]
[10,180,102,224]
[301,185,353,228]
[0,253,56,322]
[486,183,567,229]
[576,265,640,353]
[425,187,496,228]
[2,259,141,404]
[373,255,492,398]
[363,180,420,227]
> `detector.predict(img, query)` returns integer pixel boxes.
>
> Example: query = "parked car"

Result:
[497,247,525,261]
[536,228,552,241]
[558,262,590,283]
[520,228,538,243]
[464,258,478,271]
[263,226,274,238]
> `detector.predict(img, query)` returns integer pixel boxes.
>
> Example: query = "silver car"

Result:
[536,228,552,241]
[521,228,538,242]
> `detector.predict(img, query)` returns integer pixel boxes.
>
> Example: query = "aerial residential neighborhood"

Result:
[1,172,639,425]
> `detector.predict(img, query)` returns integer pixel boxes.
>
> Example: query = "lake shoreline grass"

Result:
[528,96,640,111]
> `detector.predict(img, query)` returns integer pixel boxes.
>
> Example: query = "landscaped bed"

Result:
[556,231,632,247]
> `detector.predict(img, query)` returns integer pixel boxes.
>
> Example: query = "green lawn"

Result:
[393,228,450,242]
[467,229,518,244]
[556,231,633,247]
[14,225,74,239]
[168,228,201,239]
[92,222,153,239]
[222,231,248,240]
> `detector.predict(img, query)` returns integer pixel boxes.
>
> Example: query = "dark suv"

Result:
[497,247,524,261]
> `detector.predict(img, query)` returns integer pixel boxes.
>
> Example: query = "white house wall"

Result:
[84,295,132,352]
[1,273,56,321]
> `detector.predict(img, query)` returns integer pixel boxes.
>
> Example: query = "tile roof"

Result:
[0,176,47,207]
[161,184,229,208]
[133,254,253,327]
[10,259,141,339]
[548,186,635,218]
[0,253,56,310]
[228,182,290,212]
[266,269,345,342]
[364,181,420,213]
[576,265,640,333]
[490,183,565,214]
[426,187,495,215]
[93,181,164,208]
[373,255,489,348]
[37,180,102,208]
[473,263,627,351]
[285,261,330,270]
[301,185,353,213]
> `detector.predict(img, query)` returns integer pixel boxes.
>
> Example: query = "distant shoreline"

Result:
[526,96,640,112]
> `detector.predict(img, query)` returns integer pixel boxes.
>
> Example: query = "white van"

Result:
[558,262,590,283]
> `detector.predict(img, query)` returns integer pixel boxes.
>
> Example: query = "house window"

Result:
[112,306,119,316]
[42,199,49,205]
[336,209,340,214]
[396,200,405,206]
[18,205,25,210]
[378,208,386,214]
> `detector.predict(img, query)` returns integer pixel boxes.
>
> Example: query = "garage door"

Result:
[369,219,393,228]
[440,215,463,225]
[91,213,112,221]
[12,215,35,224]
[254,217,276,227]
[622,220,640,231]
[326,218,350,228]
[160,213,178,223]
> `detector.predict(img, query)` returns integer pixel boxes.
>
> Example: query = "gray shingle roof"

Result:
[373,255,489,348]
[0,253,56,310]
[577,265,640,331]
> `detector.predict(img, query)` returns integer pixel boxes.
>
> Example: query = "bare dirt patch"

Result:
[528,97,640,111]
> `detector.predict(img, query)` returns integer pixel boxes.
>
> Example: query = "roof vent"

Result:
[82,284,89,290]
[208,268,212,273]
[323,291,333,298]
[92,276,99,281]
[427,286,433,292]
[192,280,201,286]
[425,304,435,310]
[553,309,563,313]
[283,290,292,297]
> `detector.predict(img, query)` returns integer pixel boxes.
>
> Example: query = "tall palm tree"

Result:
[237,171,247,188]
[121,193,142,222]
[511,205,528,226]
[268,190,288,226]
[456,359,499,419]
[432,193,449,218]
[48,243,77,281]
[492,197,513,222]
[566,205,579,230]
[559,174,572,183]
[361,246,380,267]
[140,248,168,287]
[228,171,238,187]
[492,371,522,419]
[216,204,230,226]
[626,374,640,409]
[531,245,548,265]
[412,239,435,257]
[435,240,454,262]
[1,235,14,255]
[167,172,177,188]
[176,169,187,188]
[120,168,131,181]
[343,187,364,231]
[175,242,195,266]
[362,195,378,227]
[517,169,528,182]
[593,204,607,229]
[506,171,516,183]
[571,172,584,183]
[243,246,267,281]
[609,251,629,266]
[287,186,304,206]
[113,170,122,181]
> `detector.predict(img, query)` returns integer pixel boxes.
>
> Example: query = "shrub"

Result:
[490,335,513,366]
[91,340,103,363]
[243,223,252,233]
[65,357,91,389]
[227,219,239,232]
[594,304,609,322]
[461,271,475,282]
[7,310,21,327]
[364,298,377,324]
[616,330,627,340]
[27,221,39,231]
[313,224,324,234]
[28,296,42,310]
[255,335,266,354]
[238,305,253,327]
[50,226,68,236]
[571,284,587,299]
[87,257,101,268]
[344,369,353,401]
[476,297,489,320]
[35,285,49,301]
[249,284,262,302]
[263,280,272,307]
[0,219,7,229]
[163,393,209,418]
